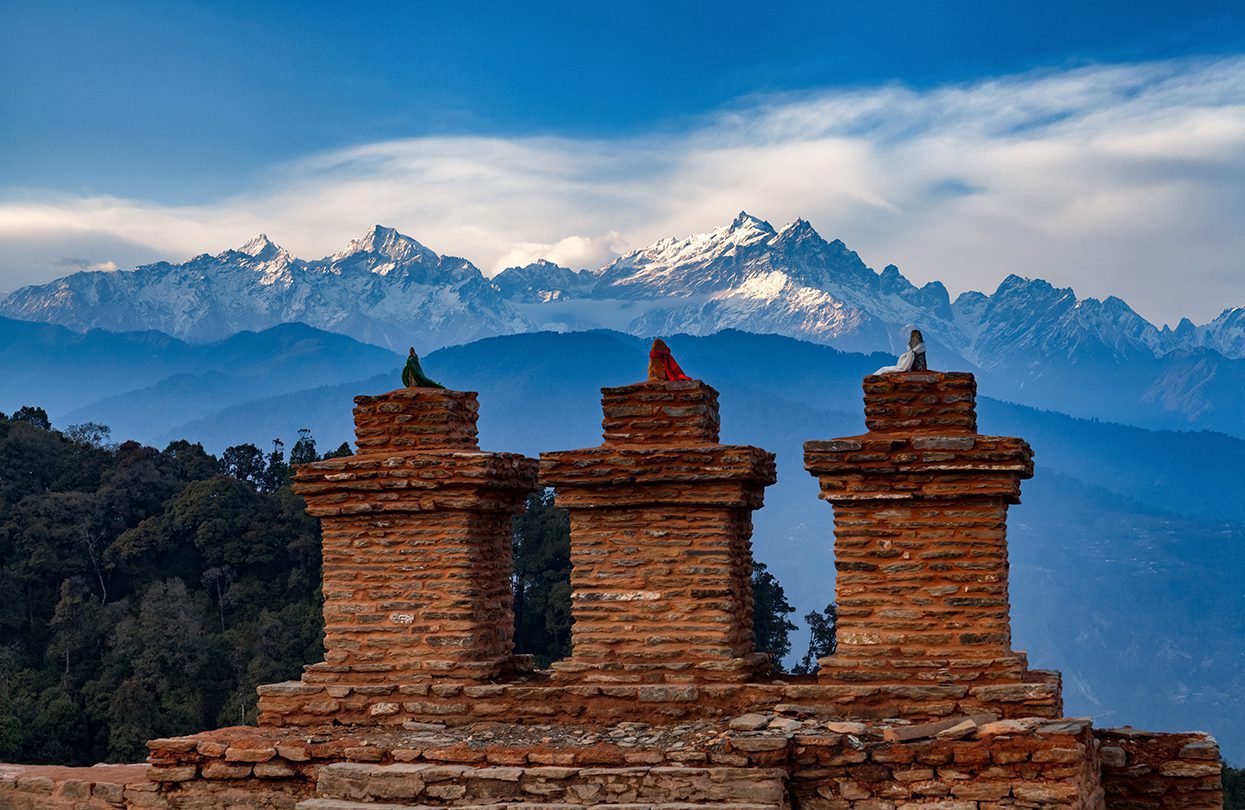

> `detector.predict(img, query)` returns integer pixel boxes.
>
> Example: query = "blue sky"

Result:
[3,1,1245,322]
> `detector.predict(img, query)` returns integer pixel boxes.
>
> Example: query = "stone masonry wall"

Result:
[84,366,1216,809]
[352,388,481,453]
[805,371,1060,718]
[1096,728,1223,809]
[286,387,539,687]
[825,498,1015,665]
[541,379,776,684]
[601,380,721,446]
[863,371,977,434]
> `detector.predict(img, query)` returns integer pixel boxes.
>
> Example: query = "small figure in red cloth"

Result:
[648,338,692,382]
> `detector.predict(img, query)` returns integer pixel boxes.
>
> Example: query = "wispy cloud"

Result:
[2,57,1244,324]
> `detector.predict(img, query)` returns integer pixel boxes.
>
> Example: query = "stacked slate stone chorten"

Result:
[804,371,1063,706]
[0,343,1223,809]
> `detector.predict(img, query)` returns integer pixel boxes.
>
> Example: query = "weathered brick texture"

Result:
[541,380,776,683]
[805,371,1061,714]
[290,388,538,683]
[863,370,978,434]
[1096,728,1223,809]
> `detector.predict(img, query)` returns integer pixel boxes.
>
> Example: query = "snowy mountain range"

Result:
[6,213,1243,359]
[0,226,523,349]
[5,213,1245,414]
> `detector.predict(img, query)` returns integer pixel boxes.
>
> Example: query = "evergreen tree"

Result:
[260,439,289,493]
[289,428,318,466]
[219,443,266,487]
[1225,763,1244,809]
[322,441,353,459]
[510,490,572,666]
[751,561,797,665]
[793,602,838,675]
[11,406,51,431]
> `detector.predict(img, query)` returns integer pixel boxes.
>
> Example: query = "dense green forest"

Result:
[0,408,811,766]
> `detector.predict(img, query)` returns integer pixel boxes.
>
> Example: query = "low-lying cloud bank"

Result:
[2,56,1244,324]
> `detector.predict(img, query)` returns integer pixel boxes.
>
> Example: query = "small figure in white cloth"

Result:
[875,328,927,374]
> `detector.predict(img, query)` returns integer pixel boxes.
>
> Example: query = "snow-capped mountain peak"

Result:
[237,233,283,260]
[334,224,437,266]
[775,217,816,238]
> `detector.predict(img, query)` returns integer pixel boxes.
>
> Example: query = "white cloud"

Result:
[492,232,628,273]
[2,57,1245,324]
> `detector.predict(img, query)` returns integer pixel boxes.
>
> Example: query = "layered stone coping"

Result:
[804,435,1034,503]
[815,652,1062,687]
[255,676,1063,728]
[138,714,1217,809]
[601,380,722,447]
[539,445,776,509]
[304,762,787,808]
[292,452,539,517]
[862,371,978,434]
[549,654,771,686]
[352,389,480,454]
[0,762,153,808]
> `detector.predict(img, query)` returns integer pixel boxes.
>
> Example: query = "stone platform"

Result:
[1,712,1222,809]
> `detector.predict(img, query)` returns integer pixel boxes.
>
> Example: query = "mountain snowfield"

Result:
[5,212,1243,359]
[5,213,1245,413]
[0,225,524,349]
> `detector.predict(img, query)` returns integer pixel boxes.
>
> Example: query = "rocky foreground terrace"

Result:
[0,361,1223,809]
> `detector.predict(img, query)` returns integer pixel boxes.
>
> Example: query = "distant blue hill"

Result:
[0,317,402,437]
[5,323,1242,762]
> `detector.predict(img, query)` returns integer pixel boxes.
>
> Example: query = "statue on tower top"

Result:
[402,347,446,389]
[874,328,927,374]
[647,338,693,382]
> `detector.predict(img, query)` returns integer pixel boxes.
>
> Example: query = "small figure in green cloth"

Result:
[402,347,446,389]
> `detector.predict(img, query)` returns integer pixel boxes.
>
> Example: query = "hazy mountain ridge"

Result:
[0,317,401,430]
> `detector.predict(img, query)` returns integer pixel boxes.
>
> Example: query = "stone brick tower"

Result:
[290,387,539,685]
[541,377,777,684]
[804,371,1062,714]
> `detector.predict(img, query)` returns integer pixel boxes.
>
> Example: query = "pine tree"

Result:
[793,602,838,675]
[752,561,797,664]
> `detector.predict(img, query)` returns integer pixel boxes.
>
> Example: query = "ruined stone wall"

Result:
[1096,728,1223,809]
[136,713,1127,810]
[787,717,1105,809]
[101,366,1225,809]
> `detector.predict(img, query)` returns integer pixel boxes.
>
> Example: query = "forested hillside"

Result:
[0,408,804,766]
[0,408,346,763]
